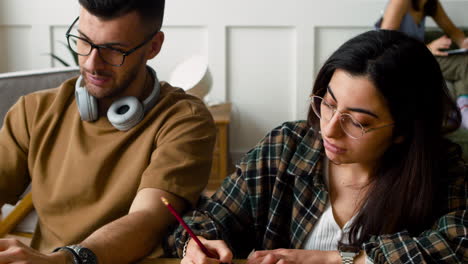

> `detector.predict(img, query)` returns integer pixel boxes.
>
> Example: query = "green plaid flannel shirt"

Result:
[164,121,467,263]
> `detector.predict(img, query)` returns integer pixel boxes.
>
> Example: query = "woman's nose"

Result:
[322,112,345,138]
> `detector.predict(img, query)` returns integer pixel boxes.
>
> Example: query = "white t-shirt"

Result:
[302,158,373,264]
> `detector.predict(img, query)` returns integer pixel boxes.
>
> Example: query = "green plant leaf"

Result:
[46,53,71,67]
[58,40,79,66]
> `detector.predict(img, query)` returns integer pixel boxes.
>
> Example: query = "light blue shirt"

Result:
[375,12,426,42]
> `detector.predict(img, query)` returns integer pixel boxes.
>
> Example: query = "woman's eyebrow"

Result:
[327,85,379,119]
[347,107,379,118]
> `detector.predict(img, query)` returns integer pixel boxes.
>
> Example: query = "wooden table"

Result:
[207,103,232,190]
[139,258,246,264]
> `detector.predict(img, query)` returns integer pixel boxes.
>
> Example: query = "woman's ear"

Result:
[147,31,165,60]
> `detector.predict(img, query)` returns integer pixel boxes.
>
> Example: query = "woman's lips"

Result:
[323,139,347,154]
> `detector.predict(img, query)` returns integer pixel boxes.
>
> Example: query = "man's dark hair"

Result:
[79,0,165,32]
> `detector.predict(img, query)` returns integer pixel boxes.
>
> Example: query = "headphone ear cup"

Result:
[75,76,98,122]
[107,96,144,131]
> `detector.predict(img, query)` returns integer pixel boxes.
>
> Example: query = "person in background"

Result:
[0,0,216,263]
[376,0,468,129]
[164,30,467,264]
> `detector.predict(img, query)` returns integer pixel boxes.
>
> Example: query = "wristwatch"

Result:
[54,245,98,264]
[338,245,360,264]
[68,245,98,264]
[53,246,80,264]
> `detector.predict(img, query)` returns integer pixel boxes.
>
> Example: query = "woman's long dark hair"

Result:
[411,0,438,16]
[307,30,461,247]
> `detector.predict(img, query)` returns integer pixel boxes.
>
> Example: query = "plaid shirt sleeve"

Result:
[364,146,468,264]
[163,123,290,258]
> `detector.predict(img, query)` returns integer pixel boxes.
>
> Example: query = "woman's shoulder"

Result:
[259,120,321,148]
[240,120,323,166]
[441,138,466,175]
[436,138,467,213]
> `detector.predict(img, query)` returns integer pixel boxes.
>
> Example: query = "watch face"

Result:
[341,251,358,258]
[77,247,98,264]
[338,244,360,253]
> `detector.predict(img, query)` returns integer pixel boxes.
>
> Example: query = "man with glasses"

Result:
[0,1,216,263]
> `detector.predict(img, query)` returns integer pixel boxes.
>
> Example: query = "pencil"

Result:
[160,197,217,259]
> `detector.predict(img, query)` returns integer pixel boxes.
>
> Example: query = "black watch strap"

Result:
[68,245,98,264]
[53,246,82,264]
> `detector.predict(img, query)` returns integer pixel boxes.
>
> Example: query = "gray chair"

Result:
[0,67,79,239]
[0,67,79,124]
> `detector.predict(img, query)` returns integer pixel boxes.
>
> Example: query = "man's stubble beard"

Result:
[81,55,146,100]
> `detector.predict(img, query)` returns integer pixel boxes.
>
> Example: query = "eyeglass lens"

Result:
[311,96,363,138]
[68,35,125,66]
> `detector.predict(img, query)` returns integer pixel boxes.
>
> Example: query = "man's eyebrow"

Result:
[77,29,130,47]
[327,85,379,119]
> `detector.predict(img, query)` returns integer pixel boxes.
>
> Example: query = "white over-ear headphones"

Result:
[75,66,160,131]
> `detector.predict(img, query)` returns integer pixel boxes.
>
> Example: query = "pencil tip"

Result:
[160,196,169,205]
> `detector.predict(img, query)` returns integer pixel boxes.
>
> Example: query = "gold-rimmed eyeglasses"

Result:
[65,16,159,67]
[310,95,395,139]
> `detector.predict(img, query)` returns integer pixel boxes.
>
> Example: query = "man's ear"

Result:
[147,31,164,60]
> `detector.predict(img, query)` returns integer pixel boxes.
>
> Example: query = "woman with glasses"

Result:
[164,30,466,264]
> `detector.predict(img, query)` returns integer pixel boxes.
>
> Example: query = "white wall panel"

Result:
[227,27,296,152]
[315,27,372,75]
[0,26,32,72]
[1,0,468,157]
[148,26,208,82]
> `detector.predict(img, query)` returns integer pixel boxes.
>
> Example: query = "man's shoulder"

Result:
[156,82,213,118]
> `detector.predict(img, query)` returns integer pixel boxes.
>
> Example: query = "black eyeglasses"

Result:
[65,16,159,67]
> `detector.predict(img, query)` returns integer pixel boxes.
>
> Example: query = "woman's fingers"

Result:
[184,237,233,264]
[247,251,282,264]
[203,239,233,263]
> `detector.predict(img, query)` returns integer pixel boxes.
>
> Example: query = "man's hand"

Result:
[181,236,232,264]
[0,238,71,264]
[427,35,452,56]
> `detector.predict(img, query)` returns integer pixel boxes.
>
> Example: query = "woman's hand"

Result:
[246,249,341,264]
[246,249,368,264]
[181,236,233,264]
[427,35,452,56]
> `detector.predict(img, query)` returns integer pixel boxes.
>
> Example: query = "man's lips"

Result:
[323,139,347,154]
[85,74,112,86]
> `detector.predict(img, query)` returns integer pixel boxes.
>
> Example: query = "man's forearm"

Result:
[79,210,169,264]
[75,189,187,264]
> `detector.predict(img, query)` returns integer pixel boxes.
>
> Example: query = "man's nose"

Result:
[81,48,105,72]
